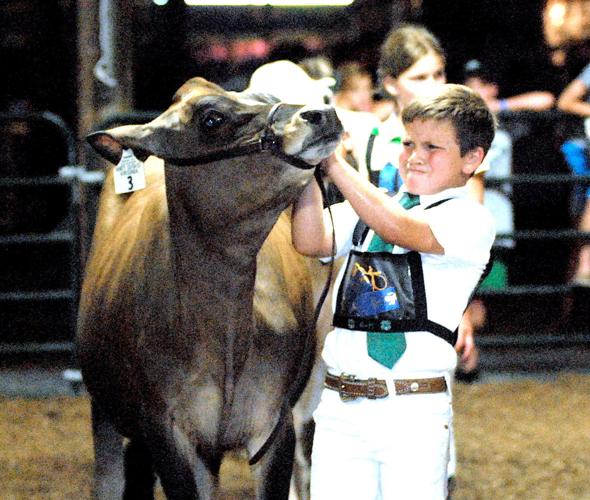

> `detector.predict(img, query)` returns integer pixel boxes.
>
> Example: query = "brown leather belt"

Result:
[325,372,448,401]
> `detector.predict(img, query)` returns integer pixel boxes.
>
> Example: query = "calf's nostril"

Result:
[300,110,324,125]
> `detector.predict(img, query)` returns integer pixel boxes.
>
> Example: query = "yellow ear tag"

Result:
[114,149,146,194]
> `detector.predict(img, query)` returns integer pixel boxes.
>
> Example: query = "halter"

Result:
[166,103,315,170]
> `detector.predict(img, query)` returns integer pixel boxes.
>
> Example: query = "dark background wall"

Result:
[1,0,77,125]
[423,0,561,92]
[1,0,580,132]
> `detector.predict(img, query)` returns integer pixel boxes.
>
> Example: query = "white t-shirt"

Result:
[321,185,496,379]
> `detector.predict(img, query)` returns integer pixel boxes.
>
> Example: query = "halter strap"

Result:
[165,103,315,170]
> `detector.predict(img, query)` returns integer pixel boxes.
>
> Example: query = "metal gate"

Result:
[475,110,590,372]
[0,111,85,355]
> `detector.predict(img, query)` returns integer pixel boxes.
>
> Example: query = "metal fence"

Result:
[0,111,78,354]
[0,109,589,371]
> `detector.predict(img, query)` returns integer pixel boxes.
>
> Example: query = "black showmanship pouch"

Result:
[333,250,425,332]
[333,249,457,345]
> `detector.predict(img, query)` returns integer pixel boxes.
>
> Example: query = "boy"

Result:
[291,84,496,499]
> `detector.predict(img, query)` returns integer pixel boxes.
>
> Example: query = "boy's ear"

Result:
[382,76,399,98]
[462,147,485,176]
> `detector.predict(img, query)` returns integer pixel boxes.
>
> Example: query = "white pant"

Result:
[447,375,457,479]
[310,385,452,500]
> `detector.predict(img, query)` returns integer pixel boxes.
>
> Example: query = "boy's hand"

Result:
[456,300,486,373]
[321,152,339,176]
[455,318,478,371]
[321,133,350,176]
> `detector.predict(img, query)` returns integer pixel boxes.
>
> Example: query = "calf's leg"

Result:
[289,355,326,500]
[91,401,125,499]
[142,418,221,499]
[252,409,296,500]
[123,438,157,500]
[289,418,314,500]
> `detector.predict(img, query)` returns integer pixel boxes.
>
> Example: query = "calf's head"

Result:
[87,77,343,229]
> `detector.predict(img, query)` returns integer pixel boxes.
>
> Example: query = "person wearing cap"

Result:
[462,57,557,327]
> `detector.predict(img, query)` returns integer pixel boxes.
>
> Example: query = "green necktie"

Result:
[366,192,420,368]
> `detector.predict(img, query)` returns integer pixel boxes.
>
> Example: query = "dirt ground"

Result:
[1,373,589,500]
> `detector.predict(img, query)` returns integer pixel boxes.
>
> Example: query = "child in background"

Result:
[463,58,555,114]
[333,61,375,113]
[364,24,448,192]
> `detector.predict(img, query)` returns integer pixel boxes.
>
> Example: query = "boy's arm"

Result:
[323,150,444,254]
[291,179,334,258]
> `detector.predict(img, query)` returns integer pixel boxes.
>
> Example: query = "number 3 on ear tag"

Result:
[114,149,146,194]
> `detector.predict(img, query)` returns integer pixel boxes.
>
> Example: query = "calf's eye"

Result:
[202,111,225,130]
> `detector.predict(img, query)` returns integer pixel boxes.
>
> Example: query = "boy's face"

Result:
[383,52,446,109]
[399,118,482,195]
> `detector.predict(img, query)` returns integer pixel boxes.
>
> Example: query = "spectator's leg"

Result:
[574,196,590,285]
[559,139,590,285]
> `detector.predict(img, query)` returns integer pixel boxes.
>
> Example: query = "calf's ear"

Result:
[87,131,124,165]
[87,124,152,164]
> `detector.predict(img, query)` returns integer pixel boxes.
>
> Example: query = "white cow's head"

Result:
[247,59,336,107]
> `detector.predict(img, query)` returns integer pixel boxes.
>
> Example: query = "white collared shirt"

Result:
[321,185,496,378]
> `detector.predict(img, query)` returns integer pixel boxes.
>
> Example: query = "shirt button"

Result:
[410,382,419,392]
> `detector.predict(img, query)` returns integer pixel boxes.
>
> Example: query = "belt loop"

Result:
[366,377,378,399]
